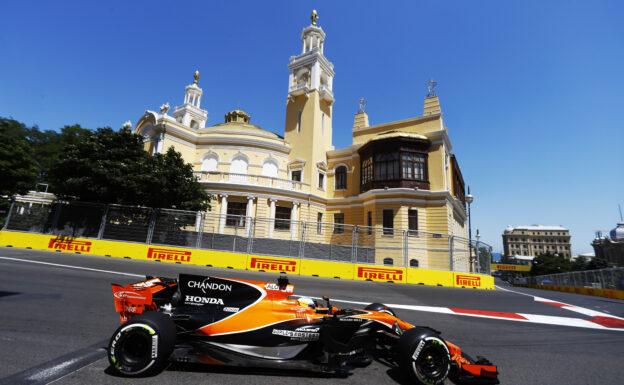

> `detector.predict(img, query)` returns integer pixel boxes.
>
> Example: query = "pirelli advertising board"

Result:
[246,256,301,275]
[492,263,531,272]
[0,231,495,289]
[354,265,407,283]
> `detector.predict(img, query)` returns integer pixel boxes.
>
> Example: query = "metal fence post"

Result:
[195,211,204,249]
[351,226,358,263]
[247,218,254,255]
[97,205,109,240]
[403,230,408,267]
[448,235,454,272]
[475,240,481,274]
[146,209,157,245]
[298,222,306,259]
[2,199,16,230]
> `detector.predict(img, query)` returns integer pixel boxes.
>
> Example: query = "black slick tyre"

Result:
[108,312,176,376]
[364,302,397,317]
[397,327,451,385]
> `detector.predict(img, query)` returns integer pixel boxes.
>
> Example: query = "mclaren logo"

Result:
[456,275,481,287]
[48,238,92,252]
[147,247,191,262]
[113,291,146,300]
[357,267,403,281]
[250,257,297,272]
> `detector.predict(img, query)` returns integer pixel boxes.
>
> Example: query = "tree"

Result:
[48,127,210,211]
[0,119,40,225]
[30,124,91,181]
[586,257,609,271]
[0,119,39,197]
[570,255,588,271]
[530,252,572,276]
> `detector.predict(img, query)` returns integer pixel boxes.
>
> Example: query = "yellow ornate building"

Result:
[134,12,468,269]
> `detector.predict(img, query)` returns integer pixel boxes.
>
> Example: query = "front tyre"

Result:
[397,328,451,385]
[108,312,176,376]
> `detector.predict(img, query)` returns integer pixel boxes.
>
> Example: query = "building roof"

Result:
[506,225,568,231]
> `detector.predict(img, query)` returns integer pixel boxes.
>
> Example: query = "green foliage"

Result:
[30,124,91,180]
[0,119,39,196]
[530,252,572,276]
[586,257,609,270]
[48,127,210,211]
[570,255,588,271]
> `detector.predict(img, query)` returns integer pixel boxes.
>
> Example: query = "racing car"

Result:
[108,274,499,384]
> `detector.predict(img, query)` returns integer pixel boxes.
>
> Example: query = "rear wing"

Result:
[111,277,177,322]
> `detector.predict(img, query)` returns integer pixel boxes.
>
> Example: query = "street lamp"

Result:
[466,186,474,272]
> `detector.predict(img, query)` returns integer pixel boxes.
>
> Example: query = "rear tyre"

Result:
[364,302,397,317]
[108,312,176,376]
[397,327,451,385]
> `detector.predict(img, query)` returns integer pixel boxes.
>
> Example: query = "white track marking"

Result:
[2,256,622,331]
[0,256,144,278]
[298,295,624,331]
[496,285,624,321]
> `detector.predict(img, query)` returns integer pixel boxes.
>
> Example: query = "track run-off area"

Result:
[1,247,623,385]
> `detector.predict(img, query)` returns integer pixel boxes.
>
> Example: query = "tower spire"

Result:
[310,9,318,26]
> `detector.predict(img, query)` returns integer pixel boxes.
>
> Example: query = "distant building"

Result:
[502,225,572,259]
[592,222,624,266]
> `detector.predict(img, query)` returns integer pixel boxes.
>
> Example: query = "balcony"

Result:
[194,171,311,194]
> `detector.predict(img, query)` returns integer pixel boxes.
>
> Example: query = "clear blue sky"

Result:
[1,1,622,254]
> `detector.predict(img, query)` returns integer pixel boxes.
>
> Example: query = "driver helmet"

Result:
[297,296,316,309]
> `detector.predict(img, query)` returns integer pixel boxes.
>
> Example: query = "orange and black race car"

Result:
[108,274,499,384]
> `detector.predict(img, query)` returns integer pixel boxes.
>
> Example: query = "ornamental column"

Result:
[218,194,228,234]
[246,196,254,237]
[268,199,277,238]
[291,202,300,241]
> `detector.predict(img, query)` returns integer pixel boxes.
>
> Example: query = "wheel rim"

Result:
[416,345,448,377]
[121,331,151,365]
[411,338,450,382]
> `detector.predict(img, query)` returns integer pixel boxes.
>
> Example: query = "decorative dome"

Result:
[225,110,251,124]
[610,222,624,241]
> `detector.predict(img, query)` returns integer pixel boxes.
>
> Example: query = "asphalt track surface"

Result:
[1,247,623,385]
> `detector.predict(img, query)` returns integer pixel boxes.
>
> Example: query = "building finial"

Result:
[193,70,200,85]
[311,10,318,26]
[425,78,437,97]
[358,97,367,113]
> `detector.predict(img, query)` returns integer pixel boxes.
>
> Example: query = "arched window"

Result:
[383,258,394,266]
[261,159,278,178]
[410,259,419,267]
[190,120,199,129]
[230,154,249,183]
[335,166,347,190]
[201,154,218,178]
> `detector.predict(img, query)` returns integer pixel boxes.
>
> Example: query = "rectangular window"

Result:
[317,212,323,234]
[318,173,324,189]
[333,213,344,234]
[322,113,325,135]
[226,202,247,227]
[382,209,393,235]
[274,206,291,230]
[291,170,301,182]
[401,152,426,180]
[408,209,418,236]
[367,211,372,235]
[297,110,302,133]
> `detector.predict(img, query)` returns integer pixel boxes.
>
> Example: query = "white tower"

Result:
[172,70,208,129]
[284,10,335,188]
[287,10,335,103]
